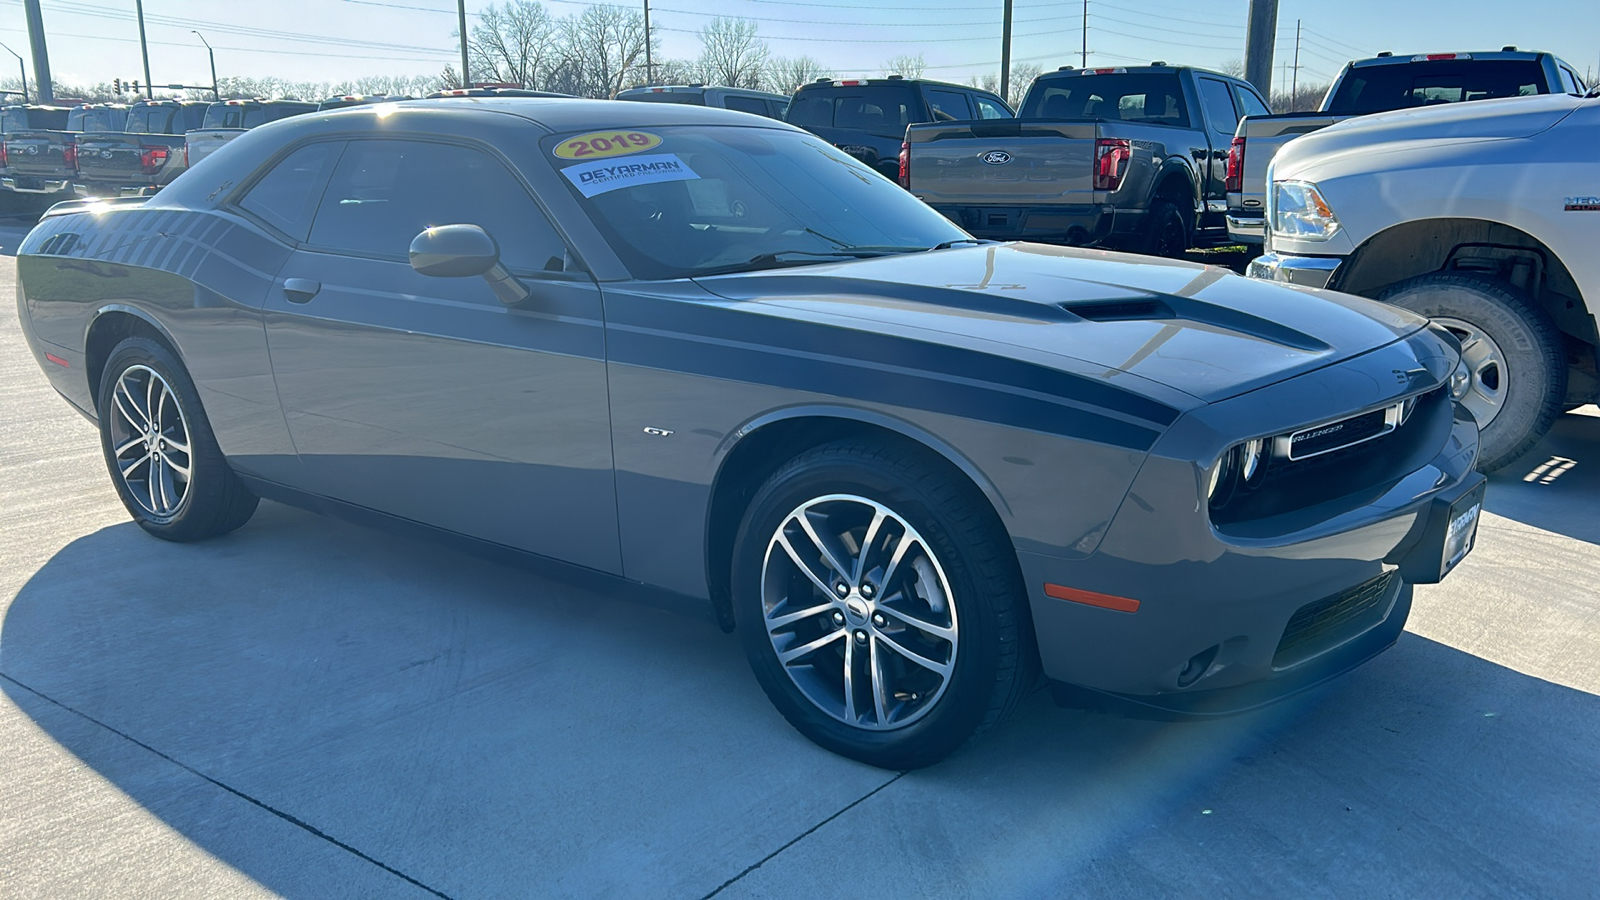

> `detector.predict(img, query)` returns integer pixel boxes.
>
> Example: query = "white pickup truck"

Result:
[1249,89,1599,471]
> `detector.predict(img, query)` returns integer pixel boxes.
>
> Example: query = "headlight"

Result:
[1271,181,1341,241]
[1208,438,1269,507]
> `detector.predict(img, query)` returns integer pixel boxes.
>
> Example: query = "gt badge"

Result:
[980,150,1013,165]
[1565,196,1600,211]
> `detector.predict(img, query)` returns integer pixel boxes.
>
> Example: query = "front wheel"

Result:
[97,336,259,541]
[1378,274,1566,472]
[732,441,1035,769]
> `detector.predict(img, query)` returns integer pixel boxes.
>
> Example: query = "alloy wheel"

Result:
[106,364,194,517]
[760,494,959,731]
[1434,315,1508,428]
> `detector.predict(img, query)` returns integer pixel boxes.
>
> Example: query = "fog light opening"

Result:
[1178,644,1220,688]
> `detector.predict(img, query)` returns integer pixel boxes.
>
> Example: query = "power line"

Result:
[1088,25,1241,53]
[24,0,451,55]
[0,24,453,63]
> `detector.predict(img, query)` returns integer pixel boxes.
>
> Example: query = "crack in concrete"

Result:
[0,672,456,900]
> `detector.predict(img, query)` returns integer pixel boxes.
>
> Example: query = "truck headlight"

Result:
[1271,181,1341,241]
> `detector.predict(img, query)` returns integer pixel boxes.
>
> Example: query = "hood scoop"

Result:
[1061,294,1333,353]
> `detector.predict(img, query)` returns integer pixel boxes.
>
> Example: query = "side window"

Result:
[308,139,569,273]
[1234,86,1270,118]
[925,89,973,121]
[723,95,768,116]
[237,142,342,241]
[1197,78,1240,135]
[767,99,790,120]
[786,95,833,128]
[972,95,1012,119]
[1559,67,1581,94]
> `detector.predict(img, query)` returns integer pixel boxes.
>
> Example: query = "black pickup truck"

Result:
[73,99,211,198]
[903,65,1269,254]
[1,104,127,197]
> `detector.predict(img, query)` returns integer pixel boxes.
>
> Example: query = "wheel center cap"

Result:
[844,598,869,623]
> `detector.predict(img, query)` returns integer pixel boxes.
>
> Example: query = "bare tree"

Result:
[470,1,559,88]
[1218,57,1246,78]
[882,54,925,79]
[437,64,464,91]
[1270,82,1328,112]
[1007,62,1043,108]
[556,4,649,98]
[698,17,770,90]
[764,55,829,94]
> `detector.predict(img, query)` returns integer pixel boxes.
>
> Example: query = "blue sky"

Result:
[2,0,1597,91]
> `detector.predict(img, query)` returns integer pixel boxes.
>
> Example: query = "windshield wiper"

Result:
[694,248,902,277]
[930,238,986,250]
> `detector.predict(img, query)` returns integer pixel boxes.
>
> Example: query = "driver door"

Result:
[262,138,621,572]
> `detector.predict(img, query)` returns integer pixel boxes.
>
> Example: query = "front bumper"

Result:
[1019,327,1482,716]
[1247,252,1343,290]
[1226,212,1264,245]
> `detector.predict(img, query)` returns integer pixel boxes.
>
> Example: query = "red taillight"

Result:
[898,141,910,188]
[1093,138,1131,191]
[1225,136,1245,193]
[139,145,169,174]
[63,141,78,169]
[183,141,190,169]
[0,142,7,167]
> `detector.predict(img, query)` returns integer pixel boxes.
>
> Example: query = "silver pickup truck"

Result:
[1227,49,1588,246]
[183,98,317,170]
[905,65,1269,255]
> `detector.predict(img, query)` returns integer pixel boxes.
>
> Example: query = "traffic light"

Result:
[114,78,121,93]
[130,81,139,94]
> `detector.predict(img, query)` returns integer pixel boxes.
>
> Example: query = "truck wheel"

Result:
[97,336,260,541]
[1378,274,1566,472]
[731,440,1036,770]
[1141,199,1189,258]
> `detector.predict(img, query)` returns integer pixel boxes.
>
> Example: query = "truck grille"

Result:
[1273,573,1397,668]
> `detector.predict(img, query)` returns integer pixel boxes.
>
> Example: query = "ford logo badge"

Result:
[980,150,1012,165]
[101,149,114,159]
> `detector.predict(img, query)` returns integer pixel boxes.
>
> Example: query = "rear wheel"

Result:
[732,440,1035,770]
[1141,199,1190,258]
[97,336,259,541]
[1378,273,1566,472]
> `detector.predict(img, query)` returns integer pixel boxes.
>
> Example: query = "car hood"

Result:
[693,243,1427,403]
[1276,94,1587,177]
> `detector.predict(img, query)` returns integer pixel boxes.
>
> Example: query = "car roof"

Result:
[349,96,807,132]
[617,85,790,100]
[794,77,997,94]
[1350,51,1549,67]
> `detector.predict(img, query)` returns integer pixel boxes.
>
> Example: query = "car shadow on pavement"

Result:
[3,502,1597,898]
[1486,407,1600,545]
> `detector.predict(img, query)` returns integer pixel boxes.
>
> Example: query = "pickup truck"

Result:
[1,103,126,196]
[904,65,1269,254]
[1249,89,1600,470]
[787,76,1014,182]
[72,99,210,198]
[1227,50,1588,246]
[183,99,317,170]
[1,104,72,195]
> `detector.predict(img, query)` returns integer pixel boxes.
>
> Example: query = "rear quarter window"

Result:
[1327,61,1550,114]
[722,95,768,116]
[237,142,343,241]
[786,94,833,128]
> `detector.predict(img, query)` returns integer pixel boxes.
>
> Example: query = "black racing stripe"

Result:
[608,293,1179,427]
[610,328,1162,451]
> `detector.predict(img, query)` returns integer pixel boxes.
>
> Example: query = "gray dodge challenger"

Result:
[16,99,1486,768]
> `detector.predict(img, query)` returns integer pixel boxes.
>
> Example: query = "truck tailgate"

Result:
[2,131,75,179]
[185,129,245,168]
[907,119,1099,206]
[75,133,178,188]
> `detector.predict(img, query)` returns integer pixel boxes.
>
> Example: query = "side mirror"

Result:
[409,224,532,306]
[409,224,499,277]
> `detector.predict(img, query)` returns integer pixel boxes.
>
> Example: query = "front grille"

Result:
[1273,573,1396,668]
[1285,406,1391,459]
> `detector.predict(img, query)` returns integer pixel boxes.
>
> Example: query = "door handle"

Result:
[283,278,321,303]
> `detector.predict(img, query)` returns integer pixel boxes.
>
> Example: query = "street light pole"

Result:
[643,0,653,85]
[457,0,471,88]
[999,0,1012,103]
[192,30,217,100]
[134,0,153,98]
[0,42,27,103]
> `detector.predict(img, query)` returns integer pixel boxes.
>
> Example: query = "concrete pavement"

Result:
[1,241,1597,898]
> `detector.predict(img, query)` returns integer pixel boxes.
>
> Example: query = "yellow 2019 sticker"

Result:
[554,130,663,160]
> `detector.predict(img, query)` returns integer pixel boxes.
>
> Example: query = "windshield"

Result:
[2,108,70,131]
[127,105,181,134]
[1328,61,1549,114]
[1020,74,1190,125]
[68,107,128,133]
[548,126,970,280]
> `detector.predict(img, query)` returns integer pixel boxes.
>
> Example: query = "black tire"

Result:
[1140,199,1190,258]
[1378,274,1566,472]
[96,336,259,541]
[732,440,1036,770]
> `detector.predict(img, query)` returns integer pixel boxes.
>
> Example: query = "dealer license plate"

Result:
[1441,484,1485,577]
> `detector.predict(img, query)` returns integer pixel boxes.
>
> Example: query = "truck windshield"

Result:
[1020,74,1189,126]
[1327,61,1548,114]
[68,107,128,133]
[786,86,917,139]
[127,106,183,134]
[549,126,969,280]
[1,108,69,131]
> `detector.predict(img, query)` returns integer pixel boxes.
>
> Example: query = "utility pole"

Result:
[644,0,653,84]
[457,0,471,88]
[999,0,1013,103]
[1244,0,1278,98]
[23,0,52,105]
[0,42,26,103]
[1291,18,1301,97]
[192,31,217,100]
[134,0,153,98]
[1080,0,1088,68]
